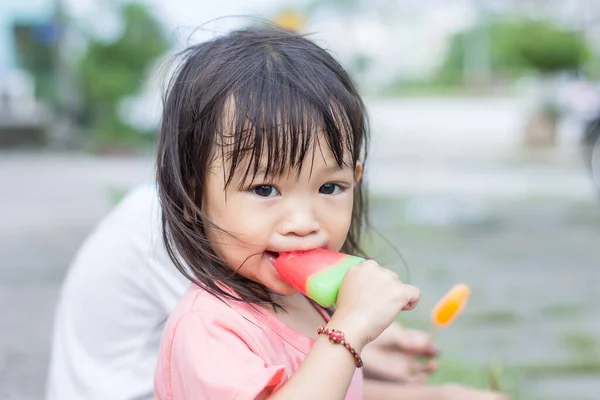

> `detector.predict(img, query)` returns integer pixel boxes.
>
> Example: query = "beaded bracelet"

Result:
[317,326,363,368]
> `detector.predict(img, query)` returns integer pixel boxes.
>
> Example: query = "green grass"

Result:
[523,359,600,375]
[426,267,453,284]
[426,355,600,400]
[466,309,520,326]
[427,354,522,398]
[566,205,600,227]
[560,331,598,359]
[539,302,583,319]
[375,80,501,98]
[428,356,491,387]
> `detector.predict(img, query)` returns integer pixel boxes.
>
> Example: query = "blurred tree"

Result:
[439,18,591,85]
[12,21,61,103]
[439,18,592,147]
[77,1,169,147]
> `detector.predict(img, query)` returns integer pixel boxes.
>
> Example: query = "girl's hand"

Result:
[439,384,511,400]
[329,260,421,351]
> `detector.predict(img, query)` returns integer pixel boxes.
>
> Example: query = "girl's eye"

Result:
[319,183,343,195]
[251,185,280,197]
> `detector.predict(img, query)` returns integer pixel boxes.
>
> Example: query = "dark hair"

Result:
[156,26,369,308]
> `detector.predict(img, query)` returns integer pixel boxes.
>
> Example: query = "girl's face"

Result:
[202,136,362,295]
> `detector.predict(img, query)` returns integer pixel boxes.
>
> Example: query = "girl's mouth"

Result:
[265,251,280,260]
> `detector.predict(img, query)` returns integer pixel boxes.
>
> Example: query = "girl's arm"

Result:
[264,259,421,400]
[263,318,365,400]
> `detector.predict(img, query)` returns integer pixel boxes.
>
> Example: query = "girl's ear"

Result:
[354,161,363,184]
[183,177,196,223]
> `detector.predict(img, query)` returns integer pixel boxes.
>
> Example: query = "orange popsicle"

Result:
[431,283,471,328]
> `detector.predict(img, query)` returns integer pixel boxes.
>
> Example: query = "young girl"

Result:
[153,27,507,400]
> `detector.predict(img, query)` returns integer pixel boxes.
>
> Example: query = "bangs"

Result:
[213,56,365,188]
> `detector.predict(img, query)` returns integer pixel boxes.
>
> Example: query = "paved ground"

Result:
[372,196,600,399]
[0,148,598,399]
[0,153,154,399]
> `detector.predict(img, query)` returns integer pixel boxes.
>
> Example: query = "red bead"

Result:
[316,325,363,368]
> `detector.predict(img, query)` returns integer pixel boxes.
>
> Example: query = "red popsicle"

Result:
[275,249,364,307]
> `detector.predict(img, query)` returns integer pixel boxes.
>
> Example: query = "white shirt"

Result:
[46,183,189,400]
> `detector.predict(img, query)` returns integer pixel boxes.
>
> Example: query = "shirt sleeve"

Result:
[168,311,287,400]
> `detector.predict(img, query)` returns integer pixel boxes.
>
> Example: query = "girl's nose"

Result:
[279,204,320,237]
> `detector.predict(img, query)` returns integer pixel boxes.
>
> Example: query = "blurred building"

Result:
[0,0,57,146]
[301,0,474,90]
[0,0,59,93]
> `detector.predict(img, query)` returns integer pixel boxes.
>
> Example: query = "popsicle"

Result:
[431,283,471,328]
[275,249,364,307]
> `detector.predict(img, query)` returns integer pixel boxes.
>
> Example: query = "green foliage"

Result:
[77,2,170,144]
[427,355,522,398]
[438,18,591,85]
[11,22,60,103]
[509,21,589,73]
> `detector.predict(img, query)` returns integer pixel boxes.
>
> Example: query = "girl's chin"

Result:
[268,281,299,296]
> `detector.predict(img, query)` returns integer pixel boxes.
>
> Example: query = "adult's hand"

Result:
[361,323,438,383]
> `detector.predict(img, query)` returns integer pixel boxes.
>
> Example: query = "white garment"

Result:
[46,183,189,400]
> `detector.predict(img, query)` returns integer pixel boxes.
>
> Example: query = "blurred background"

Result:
[1,0,600,399]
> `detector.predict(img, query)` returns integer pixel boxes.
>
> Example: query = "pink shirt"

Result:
[154,284,363,400]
